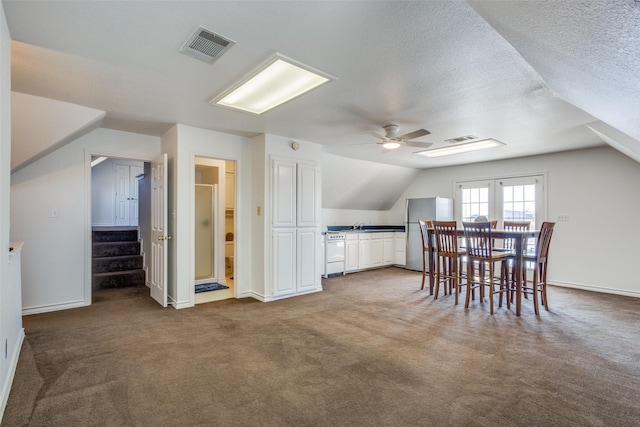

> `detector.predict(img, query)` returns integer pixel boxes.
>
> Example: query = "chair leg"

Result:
[488,262,494,315]
[532,269,540,316]
[421,251,426,290]
[465,260,473,309]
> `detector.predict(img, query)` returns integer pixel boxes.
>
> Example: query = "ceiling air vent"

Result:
[445,135,479,144]
[179,26,235,64]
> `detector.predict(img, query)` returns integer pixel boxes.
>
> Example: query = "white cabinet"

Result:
[296,162,319,227]
[270,158,321,299]
[358,234,372,269]
[297,229,319,292]
[394,232,407,266]
[272,228,296,297]
[225,170,235,210]
[383,236,394,266]
[345,231,399,273]
[371,236,384,267]
[345,235,359,272]
[272,159,319,227]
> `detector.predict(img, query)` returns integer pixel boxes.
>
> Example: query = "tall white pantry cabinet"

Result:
[271,158,321,298]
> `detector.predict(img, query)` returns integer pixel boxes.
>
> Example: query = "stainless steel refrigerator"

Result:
[404,197,454,271]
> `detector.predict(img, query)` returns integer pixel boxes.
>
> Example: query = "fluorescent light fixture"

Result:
[91,156,108,167]
[415,138,505,158]
[382,141,401,150]
[212,54,334,114]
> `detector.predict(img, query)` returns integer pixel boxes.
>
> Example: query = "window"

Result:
[456,175,546,230]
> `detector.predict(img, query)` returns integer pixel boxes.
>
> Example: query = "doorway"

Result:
[90,156,149,297]
[194,156,236,304]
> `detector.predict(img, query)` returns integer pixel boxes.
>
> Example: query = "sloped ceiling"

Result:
[11,92,105,172]
[468,0,640,163]
[3,1,640,210]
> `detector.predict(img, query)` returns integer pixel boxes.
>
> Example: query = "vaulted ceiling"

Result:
[4,1,640,172]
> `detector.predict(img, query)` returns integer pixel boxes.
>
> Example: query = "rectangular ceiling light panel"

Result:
[212,55,334,114]
[415,139,505,158]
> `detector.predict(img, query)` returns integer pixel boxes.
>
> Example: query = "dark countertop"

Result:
[326,225,405,233]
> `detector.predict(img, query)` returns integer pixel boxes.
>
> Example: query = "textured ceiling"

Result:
[4,0,639,170]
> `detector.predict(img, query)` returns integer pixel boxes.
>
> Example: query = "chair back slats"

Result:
[502,220,530,250]
[418,219,433,250]
[534,222,555,262]
[432,220,458,256]
[462,221,493,258]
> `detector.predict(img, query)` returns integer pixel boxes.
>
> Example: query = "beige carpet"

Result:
[3,267,639,426]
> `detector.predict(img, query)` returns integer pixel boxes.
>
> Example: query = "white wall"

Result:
[321,209,391,230]
[11,128,160,314]
[0,4,24,421]
[389,146,640,297]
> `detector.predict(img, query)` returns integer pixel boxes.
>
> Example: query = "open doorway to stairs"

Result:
[194,156,236,304]
[90,156,149,299]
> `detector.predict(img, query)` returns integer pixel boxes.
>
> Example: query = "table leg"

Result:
[515,235,523,316]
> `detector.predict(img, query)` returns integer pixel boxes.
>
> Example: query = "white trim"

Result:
[549,281,640,299]
[22,299,87,316]
[190,153,239,307]
[85,149,156,308]
[0,329,25,424]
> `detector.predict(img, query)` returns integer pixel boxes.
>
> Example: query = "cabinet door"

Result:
[371,238,384,267]
[272,229,296,297]
[359,239,372,269]
[272,159,297,227]
[297,162,319,227]
[394,232,407,266]
[345,240,359,272]
[297,229,319,292]
[225,171,235,210]
[383,238,394,265]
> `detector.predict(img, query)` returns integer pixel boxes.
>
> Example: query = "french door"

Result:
[456,174,546,230]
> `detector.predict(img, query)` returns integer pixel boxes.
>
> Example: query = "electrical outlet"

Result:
[557,215,569,221]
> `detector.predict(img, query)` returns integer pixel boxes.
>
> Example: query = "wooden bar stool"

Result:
[522,222,555,315]
[501,220,531,301]
[462,221,511,314]
[418,219,435,294]
[432,221,466,305]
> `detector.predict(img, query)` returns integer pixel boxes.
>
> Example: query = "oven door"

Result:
[325,239,345,276]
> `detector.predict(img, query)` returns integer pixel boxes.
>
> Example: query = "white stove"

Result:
[324,232,346,277]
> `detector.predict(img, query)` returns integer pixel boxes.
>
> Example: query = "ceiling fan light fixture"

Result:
[382,141,401,149]
[415,138,505,158]
[211,54,335,114]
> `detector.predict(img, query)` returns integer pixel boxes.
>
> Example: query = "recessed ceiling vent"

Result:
[445,135,478,144]
[179,26,235,64]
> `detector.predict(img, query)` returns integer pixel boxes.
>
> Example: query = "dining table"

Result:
[426,227,538,316]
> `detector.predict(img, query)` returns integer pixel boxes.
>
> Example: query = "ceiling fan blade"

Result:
[403,140,433,149]
[399,129,430,141]
[367,131,387,141]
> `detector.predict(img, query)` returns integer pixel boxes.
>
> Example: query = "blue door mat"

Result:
[195,283,229,293]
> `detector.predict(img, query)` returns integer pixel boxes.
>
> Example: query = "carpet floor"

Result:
[3,267,639,426]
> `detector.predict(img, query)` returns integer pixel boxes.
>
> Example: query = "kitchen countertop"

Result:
[325,225,405,234]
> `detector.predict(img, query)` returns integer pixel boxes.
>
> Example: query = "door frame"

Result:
[189,153,237,307]
[84,150,155,306]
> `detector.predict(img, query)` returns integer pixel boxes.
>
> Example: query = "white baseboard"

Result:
[550,281,640,298]
[0,328,25,424]
[22,299,87,315]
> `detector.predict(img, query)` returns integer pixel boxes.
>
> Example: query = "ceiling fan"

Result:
[369,124,433,150]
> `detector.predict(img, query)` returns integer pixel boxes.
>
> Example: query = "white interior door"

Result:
[151,153,169,307]
[115,164,130,226]
[129,165,143,226]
